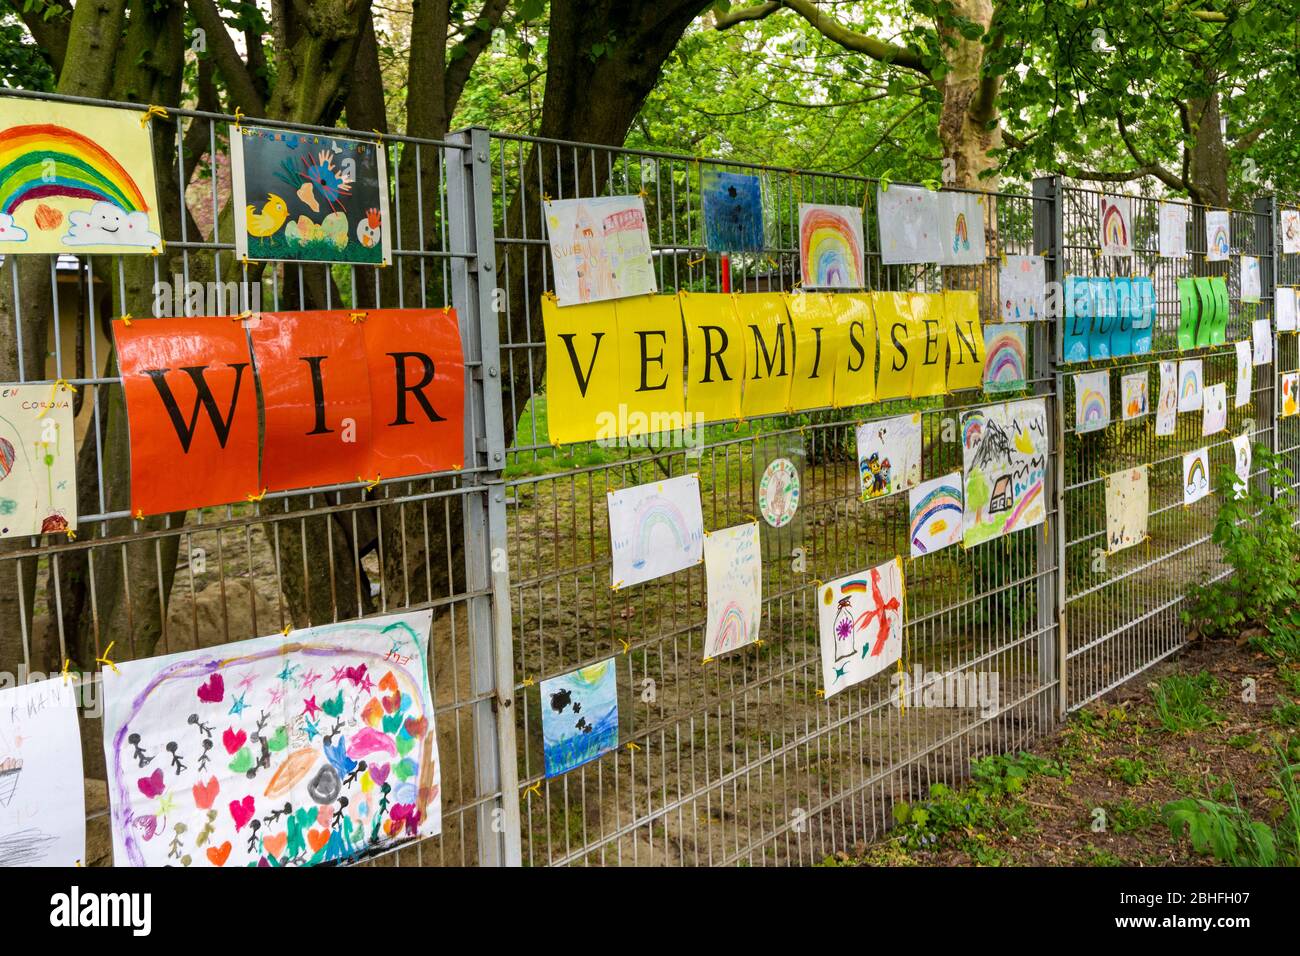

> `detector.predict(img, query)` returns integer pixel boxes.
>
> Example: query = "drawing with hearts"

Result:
[101,611,440,867]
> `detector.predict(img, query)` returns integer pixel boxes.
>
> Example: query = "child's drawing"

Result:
[541,660,618,777]
[607,473,705,589]
[702,522,762,660]
[818,559,905,699]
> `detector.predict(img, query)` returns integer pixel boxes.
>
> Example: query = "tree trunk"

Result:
[1185,92,1230,208]
[937,0,1001,193]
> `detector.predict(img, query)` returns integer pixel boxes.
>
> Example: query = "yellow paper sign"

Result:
[873,292,919,400]
[615,295,686,437]
[542,295,621,445]
[786,292,842,411]
[830,293,876,408]
[908,292,949,399]
[681,293,744,422]
[943,290,985,392]
[734,292,793,418]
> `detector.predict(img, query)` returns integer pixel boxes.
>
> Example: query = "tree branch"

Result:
[715,0,930,76]
[9,0,73,75]
[445,0,511,113]
[186,0,267,116]
[1116,110,1185,192]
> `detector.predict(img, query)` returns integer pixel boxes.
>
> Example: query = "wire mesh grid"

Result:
[0,90,509,867]
[490,133,1060,865]
[1056,184,1276,710]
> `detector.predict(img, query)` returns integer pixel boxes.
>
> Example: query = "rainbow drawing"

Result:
[0,123,150,218]
[1180,369,1201,399]
[908,474,963,557]
[1100,196,1130,255]
[1183,450,1209,503]
[1074,370,1111,433]
[1210,224,1230,257]
[630,496,692,568]
[712,601,750,652]
[799,204,863,289]
[962,413,986,450]
[839,579,869,595]
[952,212,969,253]
[983,325,1026,393]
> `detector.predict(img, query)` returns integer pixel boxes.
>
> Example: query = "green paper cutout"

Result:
[1177,278,1199,351]
[1210,276,1230,345]
[1193,277,1215,348]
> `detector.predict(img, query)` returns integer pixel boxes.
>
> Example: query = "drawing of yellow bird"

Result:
[246,194,289,237]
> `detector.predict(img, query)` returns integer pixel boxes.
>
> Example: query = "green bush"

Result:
[1186,447,1300,638]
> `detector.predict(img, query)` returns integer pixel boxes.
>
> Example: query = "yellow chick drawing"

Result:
[246,194,289,237]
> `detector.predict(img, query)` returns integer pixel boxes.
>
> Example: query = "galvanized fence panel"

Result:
[0,91,515,866]
[1052,181,1276,710]
[490,134,1060,866]
[1275,199,1300,489]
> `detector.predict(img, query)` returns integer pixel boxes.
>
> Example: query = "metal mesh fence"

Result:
[0,91,514,867]
[1054,183,1276,710]
[1,88,1293,868]
[490,134,1059,865]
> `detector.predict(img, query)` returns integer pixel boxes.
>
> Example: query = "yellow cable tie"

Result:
[245,488,267,502]
[618,639,630,654]
[134,509,144,520]
[64,528,76,542]
[703,656,714,665]
[139,105,168,127]
[542,193,553,203]
[524,781,542,798]
[626,742,640,752]
[349,311,368,324]
[521,676,535,687]
[357,473,381,492]
[54,378,77,394]
[61,659,71,685]
[687,255,705,267]
[233,107,245,129]
[120,314,133,327]
[637,186,649,200]
[372,128,384,144]
[816,688,826,698]
[281,623,292,637]
[610,579,624,590]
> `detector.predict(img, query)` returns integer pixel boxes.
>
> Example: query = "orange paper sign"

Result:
[249,313,373,492]
[362,309,465,478]
[113,316,260,515]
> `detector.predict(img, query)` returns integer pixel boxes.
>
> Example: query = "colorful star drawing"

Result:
[229,693,248,716]
[301,696,321,718]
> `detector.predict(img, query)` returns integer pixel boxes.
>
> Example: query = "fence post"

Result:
[1254,194,1279,466]
[1033,175,1067,720]
[446,127,522,866]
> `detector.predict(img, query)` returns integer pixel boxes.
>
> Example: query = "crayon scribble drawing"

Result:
[1120,371,1149,421]
[1206,210,1231,262]
[541,660,618,777]
[701,169,764,252]
[702,522,762,660]
[545,196,657,306]
[1241,256,1262,303]
[876,184,942,265]
[1105,465,1149,554]
[999,254,1045,321]
[102,610,441,867]
[1202,382,1227,435]
[1253,318,1273,366]
[818,559,905,699]
[1073,369,1111,434]
[1183,448,1211,505]
[1158,201,1188,258]
[1283,208,1300,255]
[1235,341,1253,408]
[0,98,162,255]
[939,191,984,266]
[798,203,864,289]
[1156,360,1178,436]
[1277,287,1297,332]
[983,323,1027,393]
[1283,373,1299,418]
[0,383,77,539]
[961,399,1048,547]
[1099,195,1132,257]
[1232,431,1252,499]
[908,472,963,558]
[607,473,705,589]
[0,680,85,867]
[856,413,922,500]
[231,124,391,266]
